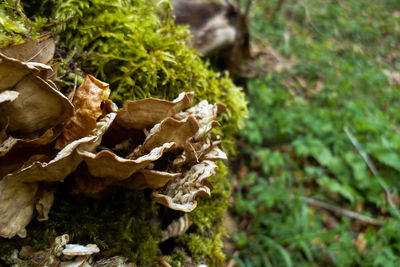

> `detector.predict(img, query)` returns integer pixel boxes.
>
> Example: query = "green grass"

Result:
[230,0,400,266]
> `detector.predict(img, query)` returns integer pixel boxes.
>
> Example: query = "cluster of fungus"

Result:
[0,36,227,240]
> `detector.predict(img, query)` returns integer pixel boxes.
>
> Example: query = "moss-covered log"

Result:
[0,0,247,266]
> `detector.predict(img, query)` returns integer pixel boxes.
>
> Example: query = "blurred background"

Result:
[222,0,400,266]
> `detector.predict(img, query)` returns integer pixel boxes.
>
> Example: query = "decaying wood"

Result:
[172,0,251,72]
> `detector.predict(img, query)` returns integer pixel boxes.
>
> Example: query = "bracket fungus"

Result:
[0,114,116,238]
[0,90,19,104]
[0,34,55,64]
[0,78,226,239]
[116,91,194,129]
[0,36,227,240]
[152,160,218,212]
[0,74,73,134]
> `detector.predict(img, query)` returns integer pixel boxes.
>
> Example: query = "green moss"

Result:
[0,187,161,266]
[166,250,186,267]
[0,174,162,265]
[0,0,46,48]
[47,188,161,265]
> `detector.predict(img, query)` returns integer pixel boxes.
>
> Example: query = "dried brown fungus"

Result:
[152,160,218,212]
[0,34,55,64]
[0,37,227,238]
[0,114,115,238]
[116,91,194,129]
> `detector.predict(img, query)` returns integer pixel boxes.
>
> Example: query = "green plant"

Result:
[231,0,400,265]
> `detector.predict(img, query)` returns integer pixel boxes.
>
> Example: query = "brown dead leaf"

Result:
[383,70,400,87]
[322,211,337,230]
[353,233,367,255]
[55,75,110,149]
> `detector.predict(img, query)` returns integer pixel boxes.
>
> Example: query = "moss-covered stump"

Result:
[0,0,247,266]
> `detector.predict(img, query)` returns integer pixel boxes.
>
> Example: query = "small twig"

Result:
[227,251,240,267]
[300,0,322,35]
[235,139,261,159]
[344,127,398,213]
[40,16,77,31]
[301,196,384,226]
[344,127,378,175]
[68,62,78,102]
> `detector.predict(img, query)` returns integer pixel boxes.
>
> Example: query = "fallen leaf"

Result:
[353,233,367,254]
[383,70,400,87]
[55,75,110,149]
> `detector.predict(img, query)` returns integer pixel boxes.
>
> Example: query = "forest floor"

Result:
[227,0,400,266]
